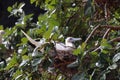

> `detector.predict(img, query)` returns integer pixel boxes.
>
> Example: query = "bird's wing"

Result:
[55,42,73,51]
[21,30,41,47]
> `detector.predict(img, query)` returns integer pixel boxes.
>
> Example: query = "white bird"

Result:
[52,37,81,69]
[55,37,81,51]
[21,30,81,57]
[48,37,81,62]
[21,30,81,51]
[21,30,81,69]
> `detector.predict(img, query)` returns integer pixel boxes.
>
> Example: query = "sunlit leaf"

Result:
[30,0,36,4]
[5,54,18,70]
[22,55,29,60]
[73,47,81,55]
[73,43,86,55]
[90,51,99,62]
[100,39,112,54]
[21,37,28,44]
[7,6,12,12]
[13,69,23,80]
[0,25,4,30]
[43,26,54,39]
[108,63,118,70]
[19,60,29,67]
[113,53,120,63]
[31,58,42,66]
[19,55,30,67]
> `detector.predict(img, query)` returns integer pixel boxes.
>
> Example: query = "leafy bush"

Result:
[0,0,120,80]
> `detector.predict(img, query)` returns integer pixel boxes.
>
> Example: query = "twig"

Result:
[92,37,120,52]
[92,46,101,52]
[102,28,111,39]
[88,25,120,52]
[100,25,120,30]
[85,24,100,43]
[109,37,120,43]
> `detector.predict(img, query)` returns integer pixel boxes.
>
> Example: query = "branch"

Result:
[92,37,120,52]
[100,25,120,30]
[109,37,120,43]
[102,28,111,39]
[85,25,120,52]
[85,24,100,43]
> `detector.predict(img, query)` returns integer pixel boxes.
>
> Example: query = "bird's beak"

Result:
[72,38,82,42]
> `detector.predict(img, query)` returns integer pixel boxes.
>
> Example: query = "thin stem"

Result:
[92,37,120,52]
[85,24,100,43]
[102,28,111,39]
[101,25,120,30]
[109,37,120,43]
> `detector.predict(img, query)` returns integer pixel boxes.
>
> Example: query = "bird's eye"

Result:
[69,38,73,41]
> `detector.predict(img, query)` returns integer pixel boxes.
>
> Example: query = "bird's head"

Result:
[65,37,81,48]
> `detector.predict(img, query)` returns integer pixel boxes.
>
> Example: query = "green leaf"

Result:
[30,0,36,4]
[22,55,29,60]
[100,39,112,54]
[13,69,23,80]
[24,14,33,22]
[19,55,30,67]
[112,53,120,63]
[5,54,18,70]
[7,6,12,12]
[32,58,42,66]
[21,37,28,44]
[0,25,4,30]
[19,60,29,67]
[38,14,47,23]
[36,26,46,35]
[43,26,54,39]
[48,18,59,27]
[101,39,112,48]
[73,47,81,55]
[21,48,28,55]
[108,63,118,70]
[43,30,51,39]
[73,43,86,55]
[45,0,56,10]
[84,0,93,16]
[90,52,98,62]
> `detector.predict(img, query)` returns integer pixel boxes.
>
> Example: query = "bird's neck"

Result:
[65,42,75,48]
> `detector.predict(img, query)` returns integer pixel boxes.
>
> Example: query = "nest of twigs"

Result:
[49,50,78,78]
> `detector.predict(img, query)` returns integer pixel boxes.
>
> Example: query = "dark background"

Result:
[0,0,46,27]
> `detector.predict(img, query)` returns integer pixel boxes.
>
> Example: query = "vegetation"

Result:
[0,0,120,80]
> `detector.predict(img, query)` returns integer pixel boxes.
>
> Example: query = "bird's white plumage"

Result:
[55,37,81,51]
[55,42,74,51]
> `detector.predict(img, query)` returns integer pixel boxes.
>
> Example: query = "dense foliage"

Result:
[0,0,120,80]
